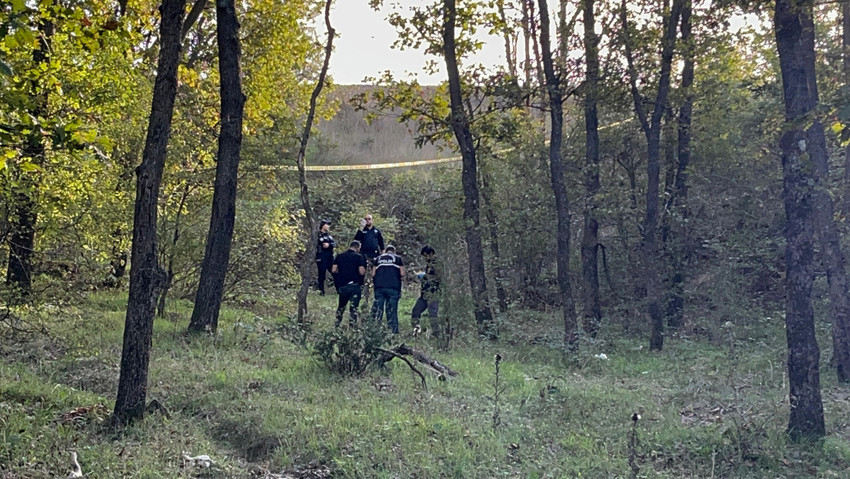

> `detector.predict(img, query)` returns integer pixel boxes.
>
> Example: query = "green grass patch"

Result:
[0,291,849,477]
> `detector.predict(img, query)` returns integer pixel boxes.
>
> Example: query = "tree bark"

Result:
[665,0,694,330]
[774,0,825,440]
[295,0,335,324]
[538,0,577,345]
[481,170,508,313]
[621,0,683,351]
[442,0,495,337]
[188,0,246,334]
[844,0,850,192]
[496,0,517,79]
[581,0,602,337]
[113,0,186,425]
[7,14,53,296]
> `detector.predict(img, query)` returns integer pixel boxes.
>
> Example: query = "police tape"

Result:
[273,155,462,171]
[269,118,634,172]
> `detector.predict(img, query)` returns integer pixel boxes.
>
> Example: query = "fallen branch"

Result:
[378,343,458,384]
[394,343,458,377]
[377,347,426,388]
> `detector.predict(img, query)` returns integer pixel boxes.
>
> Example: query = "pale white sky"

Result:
[328,1,764,86]
[329,1,504,85]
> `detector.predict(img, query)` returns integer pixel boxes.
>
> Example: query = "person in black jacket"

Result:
[332,241,367,327]
[411,246,441,338]
[353,214,384,263]
[371,245,405,334]
[315,219,335,295]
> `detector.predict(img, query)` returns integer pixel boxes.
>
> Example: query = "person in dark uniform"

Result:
[371,245,405,334]
[332,241,367,327]
[315,219,335,295]
[411,245,441,338]
[353,214,384,263]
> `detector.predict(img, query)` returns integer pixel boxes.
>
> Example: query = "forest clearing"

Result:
[3,0,850,477]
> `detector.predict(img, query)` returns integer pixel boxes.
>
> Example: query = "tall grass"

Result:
[1,291,849,477]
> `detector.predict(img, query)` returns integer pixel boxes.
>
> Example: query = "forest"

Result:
[2,0,850,477]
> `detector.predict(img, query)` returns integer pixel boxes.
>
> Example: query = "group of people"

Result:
[315,214,441,337]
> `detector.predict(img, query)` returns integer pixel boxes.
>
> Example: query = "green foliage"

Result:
[3,291,850,477]
[310,319,391,376]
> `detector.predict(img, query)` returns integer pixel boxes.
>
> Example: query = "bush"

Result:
[310,320,391,376]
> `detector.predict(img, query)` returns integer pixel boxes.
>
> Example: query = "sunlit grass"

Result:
[1,291,849,477]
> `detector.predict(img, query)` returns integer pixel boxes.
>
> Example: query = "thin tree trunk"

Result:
[621,0,683,351]
[844,0,850,191]
[442,0,495,337]
[113,0,186,425]
[665,0,694,330]
[188,0,246,334]
[538,0,577,345]
[295,0,335,324]
[481,170,508,313]
[496,0,517,79]
[774,0,825,440]
[7,14,53,295]
[581,0,602,337]
[158,183,190,317]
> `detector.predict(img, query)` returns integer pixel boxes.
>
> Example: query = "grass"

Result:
[1,290,850,478]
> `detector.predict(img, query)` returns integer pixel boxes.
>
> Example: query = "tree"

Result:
[113,0,186,424]
[5,9,52,296]
[537,0,576,345]
[663,0,695,330]
[294,0,335,325]
[621,0,683,351]
[188,0,246,334]
[581,0,602,337]
[774,0,825,440]
[442,0,495,337]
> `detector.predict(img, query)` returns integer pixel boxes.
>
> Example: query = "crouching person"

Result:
[332,241,367,327]
[412,246,441,338]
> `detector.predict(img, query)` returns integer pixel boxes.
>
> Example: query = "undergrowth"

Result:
[0,291,849,478]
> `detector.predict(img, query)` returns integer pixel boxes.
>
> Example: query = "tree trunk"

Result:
[496,0,517,79]
[188,0,246,334]
[665,0,694,330]
[581,0,601,337]
[113,0,186,425]
[7,15,53,296]
[774,0,825,440]
[481,170,508,313]
[844,0,850,193]
[442,0,495,337]
[295,0,335,325]
[538,0,577,346]
[621,0,683,351]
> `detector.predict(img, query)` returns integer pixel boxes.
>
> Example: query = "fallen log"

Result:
[378,343,458,382]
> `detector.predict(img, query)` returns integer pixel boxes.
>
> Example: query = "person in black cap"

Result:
[371,245,405,333]
[315,219,335,295]
[332,240,367,327]
[354,214,385,263]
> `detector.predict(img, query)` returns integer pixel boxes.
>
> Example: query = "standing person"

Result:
[354,214,384,263]
[411,246,441,338]
[332,241,367,327]
[315,219,335,295]
[371,245,405,334]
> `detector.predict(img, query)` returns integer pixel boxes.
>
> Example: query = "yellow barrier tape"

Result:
[270,118,633,172]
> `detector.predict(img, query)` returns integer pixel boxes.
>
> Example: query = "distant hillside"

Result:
[313,85,449,166]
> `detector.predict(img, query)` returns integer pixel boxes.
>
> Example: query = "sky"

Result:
[329,1,504,85]
[327,1,764,86]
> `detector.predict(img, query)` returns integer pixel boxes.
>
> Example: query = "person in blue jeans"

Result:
[371,245,405,334]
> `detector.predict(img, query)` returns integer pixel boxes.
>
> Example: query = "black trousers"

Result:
[335,283,362,327]
[316,253,333,294]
